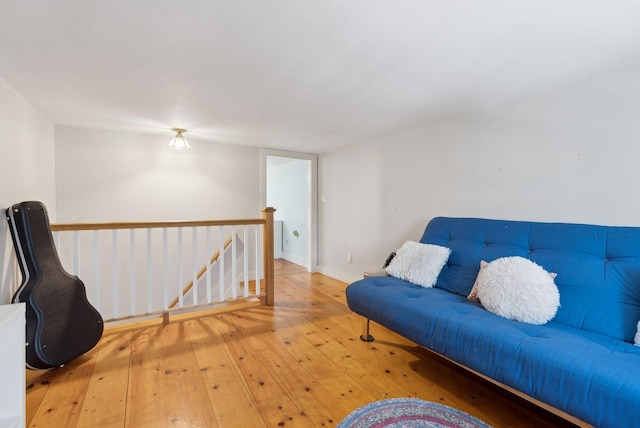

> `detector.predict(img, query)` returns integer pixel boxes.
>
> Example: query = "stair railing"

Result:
[168,236,234,309]
[50,208,275,325]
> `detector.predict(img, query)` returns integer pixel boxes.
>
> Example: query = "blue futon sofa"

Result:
[346,217,640,428]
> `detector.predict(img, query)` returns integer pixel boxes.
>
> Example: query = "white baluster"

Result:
[192,227,198,306]
[93,230,100,312]
[232,226,237,300]
[206,226,212,304]
[219,226,225,301]
[73,230,79,276]
[163,228,168,311]
[178,227,183,308]
[112,230,118,319]
[146,229,152,314]
[256,225,261,295]
[243,226,249,297]
[130,229,136,317]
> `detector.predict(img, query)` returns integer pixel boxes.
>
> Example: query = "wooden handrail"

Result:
[51,218,266,232]
[168,236,234,309]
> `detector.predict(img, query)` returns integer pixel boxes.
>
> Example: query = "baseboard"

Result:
[282,252,307,268]
[316,265,360,284]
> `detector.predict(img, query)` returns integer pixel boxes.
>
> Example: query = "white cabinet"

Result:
[0,303,25,428]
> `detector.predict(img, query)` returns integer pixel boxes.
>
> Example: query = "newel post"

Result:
[262,207,276,305]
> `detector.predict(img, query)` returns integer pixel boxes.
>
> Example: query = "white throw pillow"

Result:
[634,321,640,346]
[385,241,451,288]
[468,256,560,325]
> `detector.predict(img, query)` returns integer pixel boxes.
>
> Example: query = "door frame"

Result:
[260,148,318,273]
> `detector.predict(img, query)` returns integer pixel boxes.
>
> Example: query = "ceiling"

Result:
[1,1,640,154]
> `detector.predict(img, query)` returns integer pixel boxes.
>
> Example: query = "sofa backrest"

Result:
[420,217,640,343]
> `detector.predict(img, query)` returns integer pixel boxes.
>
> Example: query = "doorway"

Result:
[260,149,317,273]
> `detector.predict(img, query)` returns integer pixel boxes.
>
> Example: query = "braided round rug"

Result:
[337,397,492,428]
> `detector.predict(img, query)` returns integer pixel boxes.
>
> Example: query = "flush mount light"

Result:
[168,128,191,150]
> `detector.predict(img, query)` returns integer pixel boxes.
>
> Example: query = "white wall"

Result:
[266,157,310,266]
[55,126,261,222]
[319,70,640,282]
[54,127,263,317]
[0,77,56,304]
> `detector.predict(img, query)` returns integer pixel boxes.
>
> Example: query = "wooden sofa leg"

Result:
[360,318,375,342]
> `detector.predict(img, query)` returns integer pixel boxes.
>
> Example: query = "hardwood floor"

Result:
[25,260,580,427]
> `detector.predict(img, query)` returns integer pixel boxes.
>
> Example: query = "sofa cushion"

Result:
[468,256,560,325]
[385,241,450,288]
[420,217,640,342]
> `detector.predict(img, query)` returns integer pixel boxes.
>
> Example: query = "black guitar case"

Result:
[7,201,103,370]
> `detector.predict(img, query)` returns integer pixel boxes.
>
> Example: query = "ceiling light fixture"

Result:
[168,128,191,150]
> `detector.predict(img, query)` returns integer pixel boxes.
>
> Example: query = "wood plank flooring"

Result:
[25,260,580,427]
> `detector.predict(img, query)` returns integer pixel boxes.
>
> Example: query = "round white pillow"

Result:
[473,256,560,325]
